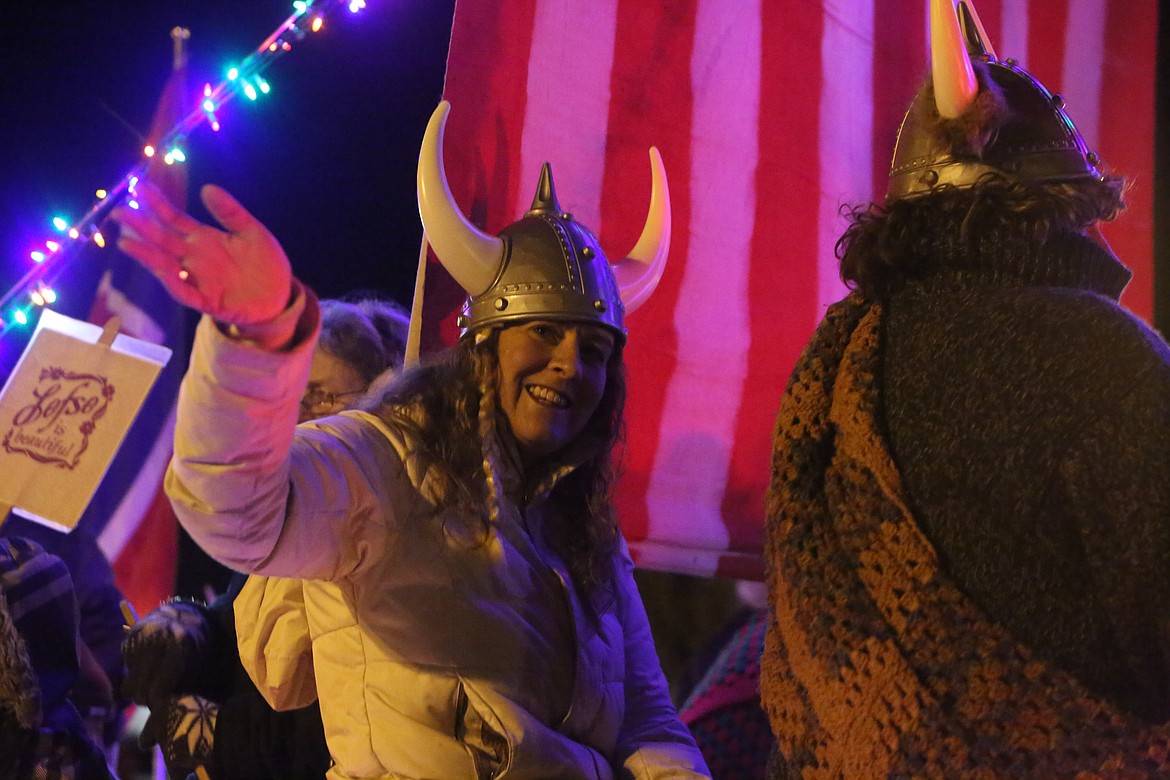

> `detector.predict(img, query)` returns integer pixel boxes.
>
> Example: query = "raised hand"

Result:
[113,181,293,327]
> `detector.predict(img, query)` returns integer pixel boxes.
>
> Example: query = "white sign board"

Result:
[0,309,171,531]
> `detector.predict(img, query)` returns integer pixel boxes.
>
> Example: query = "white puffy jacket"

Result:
[166,303,711,780]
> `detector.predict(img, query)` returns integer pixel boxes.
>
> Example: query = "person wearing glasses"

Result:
[299,299,407,422]
[121,296,408,780]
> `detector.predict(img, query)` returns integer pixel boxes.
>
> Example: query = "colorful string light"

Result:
[0,0,367,336]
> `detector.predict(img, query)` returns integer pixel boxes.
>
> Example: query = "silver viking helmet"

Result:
[417,101,670,341]
[888,0,1104,199]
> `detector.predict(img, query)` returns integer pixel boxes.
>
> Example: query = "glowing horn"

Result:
[612,147,671,314]
[931,0,979,119]
[417,101,504,296]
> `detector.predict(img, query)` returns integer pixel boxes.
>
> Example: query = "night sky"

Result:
[0,1,456,332]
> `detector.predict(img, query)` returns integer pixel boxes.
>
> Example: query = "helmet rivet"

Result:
[494,298,508,311]
[921,170,939,186]
[582,246,595,259]
[594,300,607,313]
[1051,93,1065,109]
[1087,151,1100,166]
[1005,57,1019,67]
[561,212,572,221]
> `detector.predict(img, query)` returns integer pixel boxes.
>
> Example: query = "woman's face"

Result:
[495,320,615,462]
[299,348,368,423]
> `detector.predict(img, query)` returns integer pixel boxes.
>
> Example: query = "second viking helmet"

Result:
[417,101,671,341]
[888,0,1104,199]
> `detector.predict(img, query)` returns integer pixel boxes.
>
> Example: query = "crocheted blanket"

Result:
[761,293,1170,778]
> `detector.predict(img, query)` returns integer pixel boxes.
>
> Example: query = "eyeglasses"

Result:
[300,387,366,415]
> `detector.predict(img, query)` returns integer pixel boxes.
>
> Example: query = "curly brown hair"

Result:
[364,326,625,593]
[836,173,1127,299]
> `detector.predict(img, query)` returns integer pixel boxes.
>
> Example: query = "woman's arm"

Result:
[611,542,712,779]
[166,289,406,580]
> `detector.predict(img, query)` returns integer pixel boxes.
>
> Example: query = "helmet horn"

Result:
[931,0,979,119]
[417,101,504,297]
[612,147,671,314]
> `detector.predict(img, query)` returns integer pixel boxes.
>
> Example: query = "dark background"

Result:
[0,0,457,330]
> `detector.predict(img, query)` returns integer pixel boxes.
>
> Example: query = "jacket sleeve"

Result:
[166,289,405,581]
[612,543,712,779]
[233,575,318,711]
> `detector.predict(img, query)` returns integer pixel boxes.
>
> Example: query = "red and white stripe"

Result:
[437,0,1157,578]
[82,63,190,615]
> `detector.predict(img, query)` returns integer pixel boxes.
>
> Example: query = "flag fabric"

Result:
[84,60,195,616]
[433,0,1158,580]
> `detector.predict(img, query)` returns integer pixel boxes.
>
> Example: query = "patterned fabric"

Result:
[0,570,40,730]
[0,538,113,780]
[761,293,1170,778]
[681,609,773,779]
[0,538,78,722]
[140,693,219,779]
[3,517,128,747]
[122,600,212,706]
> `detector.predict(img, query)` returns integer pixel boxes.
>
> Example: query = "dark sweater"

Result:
[883,226,1170,722]
[198,574,332,780]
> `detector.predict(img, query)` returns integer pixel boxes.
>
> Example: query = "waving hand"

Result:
[113,181,293,327]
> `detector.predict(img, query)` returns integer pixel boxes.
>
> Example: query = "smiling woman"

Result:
[495,320,615,463]
[109,98,709,777]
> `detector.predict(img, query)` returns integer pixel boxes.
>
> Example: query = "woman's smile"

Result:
[496,320,615,460]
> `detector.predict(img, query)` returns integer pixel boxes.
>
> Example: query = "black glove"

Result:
[140,694,220,780]
[122,600,211,705]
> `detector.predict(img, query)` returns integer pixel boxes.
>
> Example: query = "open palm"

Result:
[113,181,293,326]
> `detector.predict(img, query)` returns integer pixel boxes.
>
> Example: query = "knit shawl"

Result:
[761,293,1170,778]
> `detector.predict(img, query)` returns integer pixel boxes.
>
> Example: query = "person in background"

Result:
[121,296,409,780]
[111,99,709,778]
[0,516,127,759]
[679,581,773,780]
[762,0,1170,776]
[0,537,115,780]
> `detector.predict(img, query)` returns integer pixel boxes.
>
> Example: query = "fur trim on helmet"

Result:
[920,59,1008,158]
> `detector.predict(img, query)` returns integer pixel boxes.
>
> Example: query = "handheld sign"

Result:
[0,309,171,532]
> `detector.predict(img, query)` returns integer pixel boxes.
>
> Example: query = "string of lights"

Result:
[0,0,369,337]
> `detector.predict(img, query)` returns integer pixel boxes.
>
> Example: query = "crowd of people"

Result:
[2,0,1168,777]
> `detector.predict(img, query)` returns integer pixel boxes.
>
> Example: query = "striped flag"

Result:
[431,0,1157,579]
[85,48,195,615]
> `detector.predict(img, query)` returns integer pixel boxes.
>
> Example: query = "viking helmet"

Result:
[888,0,1103,200]
[417,101,670,341]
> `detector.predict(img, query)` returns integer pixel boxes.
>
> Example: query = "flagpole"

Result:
[404,235,429,368]
[172,26,190,70]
